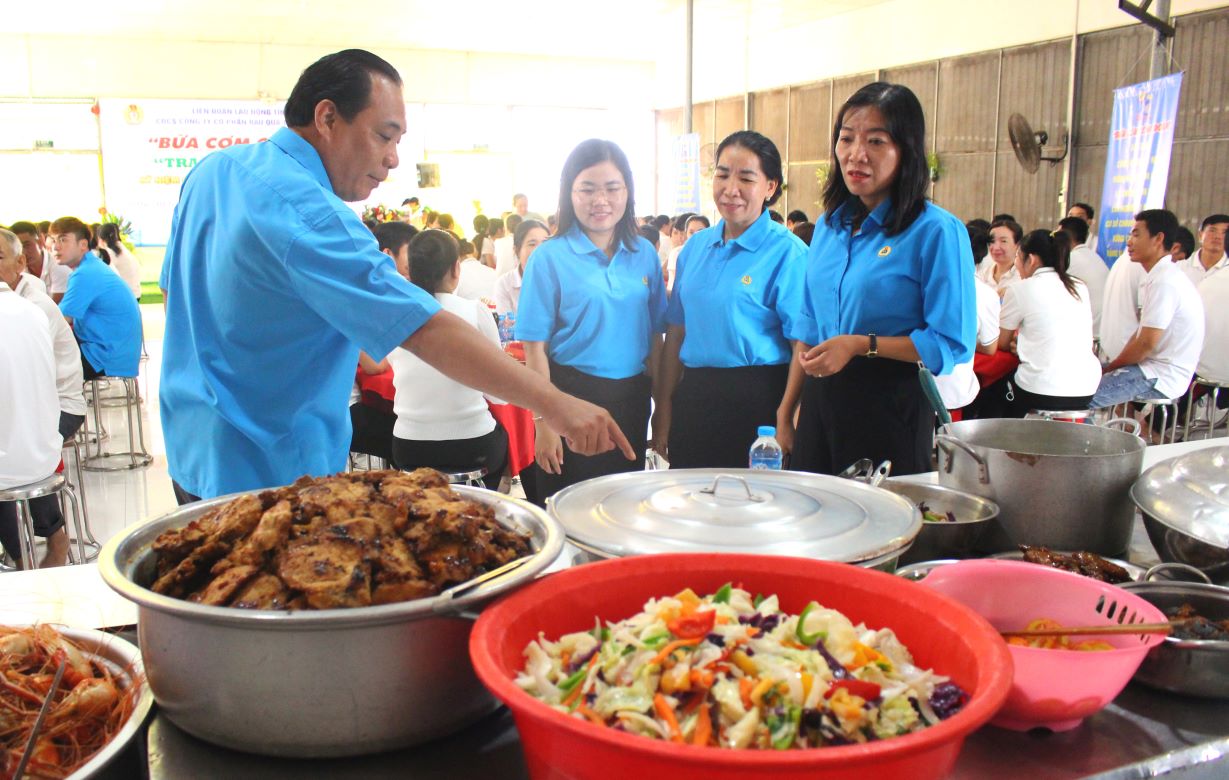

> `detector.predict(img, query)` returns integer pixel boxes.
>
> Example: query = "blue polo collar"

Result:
[712,208,772,252]
[270,128,333,192]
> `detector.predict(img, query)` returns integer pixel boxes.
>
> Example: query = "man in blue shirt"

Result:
[52,217,143,380]
[160,49,629,501]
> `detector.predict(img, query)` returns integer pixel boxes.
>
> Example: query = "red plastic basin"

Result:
[470,553,1013,780]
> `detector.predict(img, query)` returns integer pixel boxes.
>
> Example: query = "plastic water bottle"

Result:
[748,426,783,470]
[497,313,513,345]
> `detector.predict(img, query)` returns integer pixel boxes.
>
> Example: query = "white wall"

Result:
[653,0,1229,106]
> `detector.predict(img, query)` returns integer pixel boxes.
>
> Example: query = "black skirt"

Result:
[793,357,934,476]
[533,362,650,502]
[668,364,790,469]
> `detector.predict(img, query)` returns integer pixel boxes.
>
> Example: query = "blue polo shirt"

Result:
[58,252,142,377]
[790,199,975,375]
[159,128,441,498]
[515,227,667,379]
[665,210,807,367]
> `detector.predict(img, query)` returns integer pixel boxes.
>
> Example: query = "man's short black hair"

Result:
[1058,216,1089,245]
[638,224,660,248]
[965,218,991,233]
[1072,202,1095,221]
[769,210,784,224]
[992,213,1016,223]
[652,215,670,230]
[373,221,417,255]
[403,197,419,206]
[284,49,402,128]
[1172,227,1195,259]
[8,220,36,236]
[1201,213,1229,231]
[786,210,808,224]
[1134,209,1180,248]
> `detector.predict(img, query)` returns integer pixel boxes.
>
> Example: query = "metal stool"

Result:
[443,467,488,488]
[0,474,90,569]
[60,437,100,559]
[347,453,389,472]
[1115,398,1181,445]
[83,377,153,471]
[1184,376,1229,441]
[1025,409,1095,424]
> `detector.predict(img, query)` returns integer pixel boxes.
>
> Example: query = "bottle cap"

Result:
[757,425,775,437]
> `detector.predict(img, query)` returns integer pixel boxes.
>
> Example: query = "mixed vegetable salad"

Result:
[516,584,969,749]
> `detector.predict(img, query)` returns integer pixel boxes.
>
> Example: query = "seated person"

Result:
[937,225,999,418]
[493,219,548,317]
[387,230,507,489]
[454,236,497,302]
[1090,210,1205,409]
[1000,229,1102,413]
[976,218,1023,298]
[348,222,418,462]
[1058,216,1108,337]
[1178,214,1228,285]
[0,288,69,568]
[51,217,142,380]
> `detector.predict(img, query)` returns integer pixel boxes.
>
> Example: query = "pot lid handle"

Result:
[1143,562,1212,584]
[934,435,991,485]
[1104,417,1142,437]
[698,474,766,503]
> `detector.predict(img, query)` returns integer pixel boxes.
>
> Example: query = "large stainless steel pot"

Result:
[879,480,999,564]
[547,468,921,570]
[935,419,1145,555]
[1131,446,1229,585]
[1120,581,1229,699]
[98,486,564,758]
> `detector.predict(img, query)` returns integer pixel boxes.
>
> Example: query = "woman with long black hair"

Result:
[788,82,976,475]
[652,130,808,467]
[515,139,666,499]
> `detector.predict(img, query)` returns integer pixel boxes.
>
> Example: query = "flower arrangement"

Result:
[362,205,406,223]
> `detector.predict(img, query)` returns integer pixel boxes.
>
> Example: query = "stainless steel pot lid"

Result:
[1131,446,1229,548]
[547,468,921,563]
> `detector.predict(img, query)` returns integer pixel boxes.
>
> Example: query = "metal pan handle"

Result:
[699,474,765,503]
[837,459,892,487]
[1104,417,1143,437]
[1143,562,1213,584]
[934,434,991,485]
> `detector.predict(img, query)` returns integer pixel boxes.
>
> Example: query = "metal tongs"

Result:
[837,459,892,488]
[432,554,536,618]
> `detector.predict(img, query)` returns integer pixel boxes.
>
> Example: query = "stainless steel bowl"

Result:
[1141,513,1229,585]
[1131,446,1229,585]
[880,480,999,565]
[98,486,564,758]
[1120,581,1229,699]
[65,627,153,779]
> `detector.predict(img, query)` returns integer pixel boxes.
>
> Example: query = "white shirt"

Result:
[492,265,523,316]
[666,244,684,293]
[1137,259,1205,399]
[1067,244,1109,336]
[19,272,47,297]
[1196,269,1229,382]
[493,235,517,277]
[1099,256,1147,361]
[0,291,62,487]
[454,258,497,302]
[388,293,500,441]
[999,269,1101,397]
[37,251,70,296]
[936,279,999,410]
[107,245,142,298]
[975,258,1021,298]
[12,276,86,415]
[1177,249,1229,286]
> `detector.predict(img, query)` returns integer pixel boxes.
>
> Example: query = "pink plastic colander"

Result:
[921,559,1166,732]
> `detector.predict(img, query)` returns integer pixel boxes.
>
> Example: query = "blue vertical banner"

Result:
[1096,72,1183,264]
[673,132,701,213]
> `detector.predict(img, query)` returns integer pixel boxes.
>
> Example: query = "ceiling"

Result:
[11,0,892,62]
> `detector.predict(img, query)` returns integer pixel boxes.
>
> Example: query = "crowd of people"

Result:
[3,48,1225,569]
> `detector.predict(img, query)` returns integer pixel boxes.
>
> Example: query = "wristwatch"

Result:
[866,333,878,358]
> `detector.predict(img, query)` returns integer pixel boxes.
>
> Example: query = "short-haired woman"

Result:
[653,131,808,467]
[978,218,1024,298]
[516,139,667,499]
[999,229,1101,414]
[387,230,507,489]
[789,82,975,475]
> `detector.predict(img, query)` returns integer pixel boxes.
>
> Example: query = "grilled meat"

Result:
[1018,545,1132,584]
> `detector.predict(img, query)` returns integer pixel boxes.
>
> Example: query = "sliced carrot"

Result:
[738,676,756,710]
[692,703,713,746]
[650,637,701,666]
[689,668,715,691]
[561,653,600,708]
[654,693,684,743]
[682,692,707,714]
[560,650,572,670]
[749,678,775,707]
[575,704,605,726]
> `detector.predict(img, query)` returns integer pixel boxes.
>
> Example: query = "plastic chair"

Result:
[443,467,489,488]
[0,474,89,569]
[83,377,153,471]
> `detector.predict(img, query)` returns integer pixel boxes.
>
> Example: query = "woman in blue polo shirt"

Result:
[652,131,808,468]
[788,82,975,475]
[516,138,667,499]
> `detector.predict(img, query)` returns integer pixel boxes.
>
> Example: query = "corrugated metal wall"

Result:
[658,6,1228,232]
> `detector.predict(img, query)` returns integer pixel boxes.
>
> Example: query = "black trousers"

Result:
[793,357,934,477]
[1010,382,1094,417]
[532,362,650,503]
[668,364,789,469]
[349,403,395,462]
[392,425,508,491]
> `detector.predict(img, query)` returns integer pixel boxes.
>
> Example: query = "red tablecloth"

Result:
[973,351,1020,388]
[355,367,535,476]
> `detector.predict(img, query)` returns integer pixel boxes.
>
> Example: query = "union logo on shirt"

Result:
[878,245,892,257]
[642,276,649,285]
[740,275,752,285]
